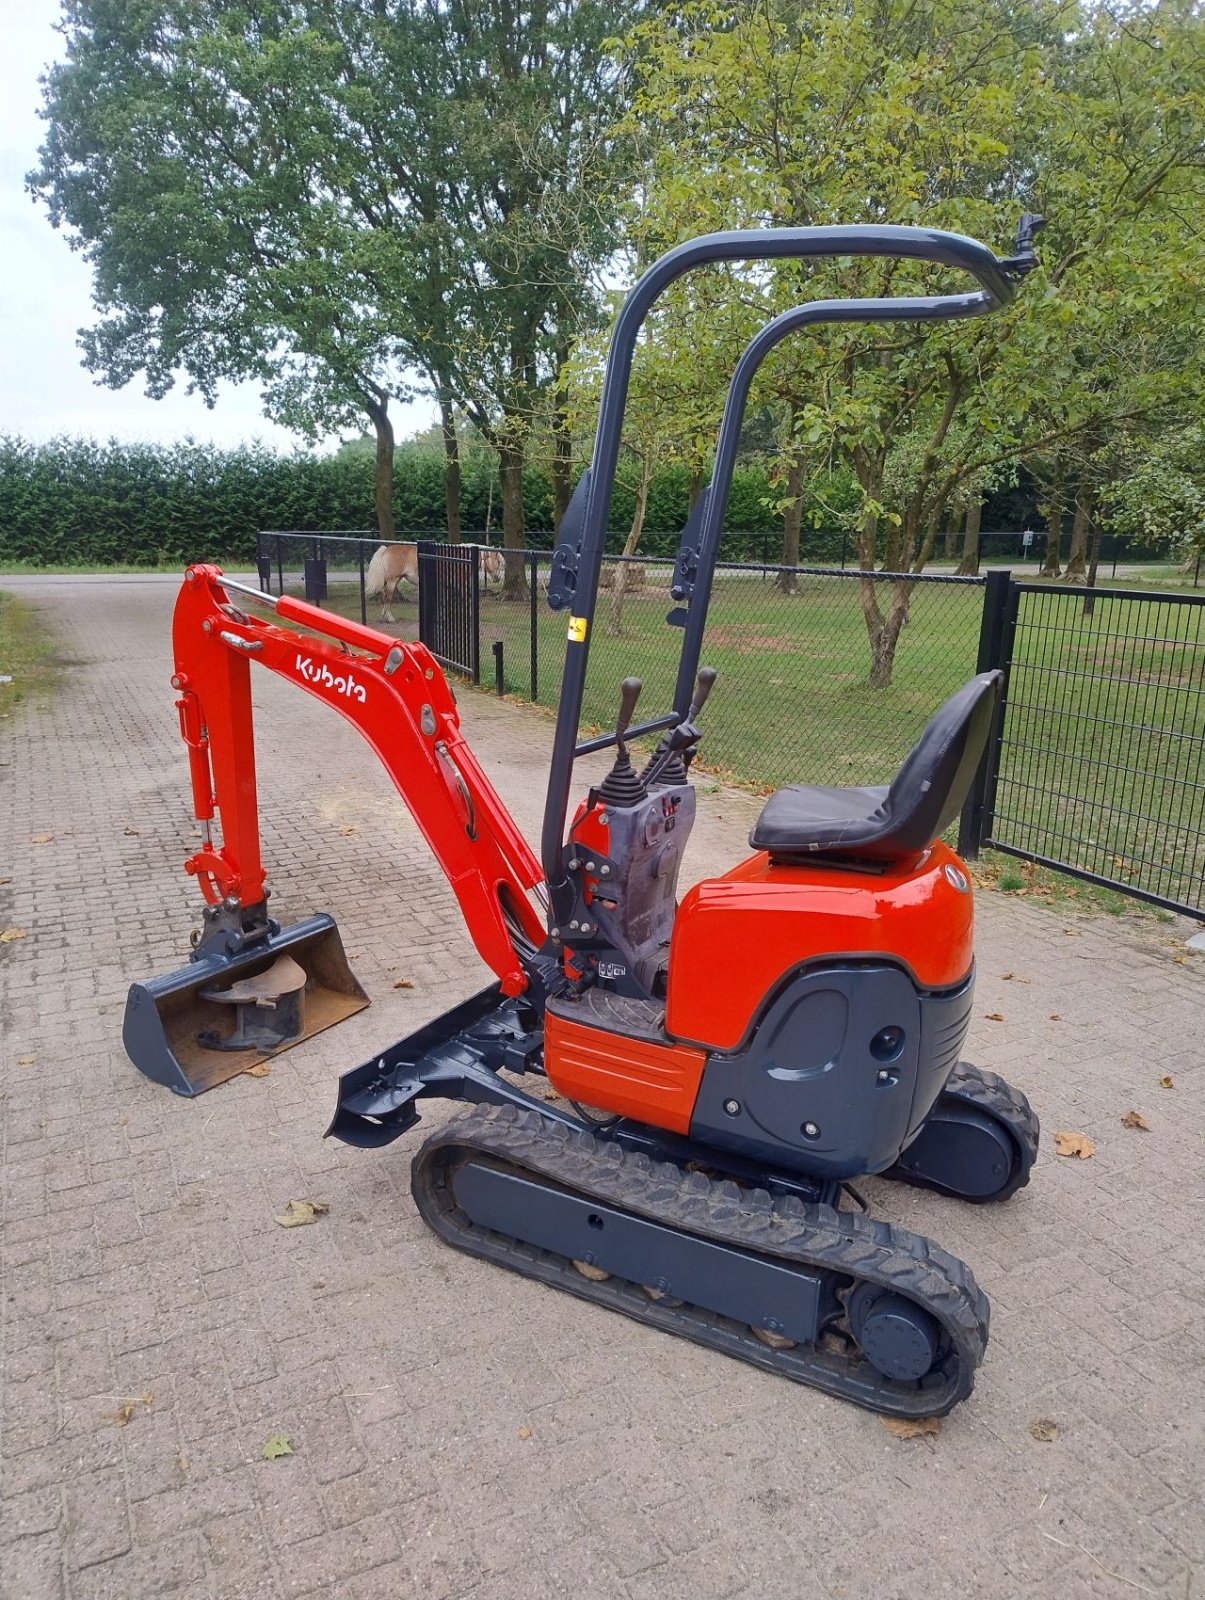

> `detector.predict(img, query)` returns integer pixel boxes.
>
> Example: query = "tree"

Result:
[619,0,1205,682]
[31,1,641,565]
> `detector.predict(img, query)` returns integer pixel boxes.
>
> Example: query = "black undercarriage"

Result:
[327,984,1038,1417]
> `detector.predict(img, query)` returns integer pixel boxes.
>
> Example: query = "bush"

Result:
[0,435,861,566]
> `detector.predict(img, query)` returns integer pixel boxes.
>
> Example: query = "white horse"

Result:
[365,542,504,623]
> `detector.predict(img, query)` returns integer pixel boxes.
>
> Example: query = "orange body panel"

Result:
[544,1006,707,1135]
[666,841,974,1052]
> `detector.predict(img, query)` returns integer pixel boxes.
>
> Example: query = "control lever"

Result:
[615,677,642,759]
[640,666,719,788]
[687,667,717,722]
[594,677,649,809]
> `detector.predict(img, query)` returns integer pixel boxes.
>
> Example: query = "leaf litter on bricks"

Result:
[1054,1131,1095,1159]
[0,927,27,943]
[243,1062,270,1078]
[261,1433,294,1460]
[393,978,415,989]
[274,1198,330,1228]
[1121,1110,1151,1131]
[112,1392,154,1426]
[1159,1075,1174,1089]
[1029,1418,1060,1442]
[30,833,53,844]
[880,1415,941,1440]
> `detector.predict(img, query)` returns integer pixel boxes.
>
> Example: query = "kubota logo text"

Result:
[294,654,367,703]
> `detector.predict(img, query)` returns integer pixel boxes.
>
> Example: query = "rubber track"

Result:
[411,1103,991,1417]
[885,1060,1041,1204]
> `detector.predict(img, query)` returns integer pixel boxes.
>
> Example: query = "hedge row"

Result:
[0,436,870,566]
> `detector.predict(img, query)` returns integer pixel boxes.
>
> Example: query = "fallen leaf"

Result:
[177,1452,191,1474]
[30,833,53,844]
[1062,928,1081,938]
[1054,1131,1095,1159]
[274,1198,330,1229]
[392,978,415,990]
[1121,1110,1150,1131]
[1049,1013,1062,1022]
[261,1433,294,1461]
[1030,1418,1059,1442]
[1001,971,1014,980]
[0,876,10,884]
[338,825,358,836]
[243,1062,270,1078]
[0,927,27,943]
[112,1392,154,1426]
[880,1415,941,1440]
[985,1012,1005,1023]
[17,1055,35,1066]
[517,1426,533,1440]
[123,825,140,836]
[1159,1075,1175,1089]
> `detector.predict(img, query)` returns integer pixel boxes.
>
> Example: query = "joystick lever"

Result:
[595,677,649,809]
[615,676,642,760]
[687,667,717,722]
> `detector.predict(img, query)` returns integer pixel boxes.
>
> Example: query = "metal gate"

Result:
[417,541,480,683]
[982,578,1205,917]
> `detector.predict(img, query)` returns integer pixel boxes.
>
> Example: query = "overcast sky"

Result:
[0,1,434,452]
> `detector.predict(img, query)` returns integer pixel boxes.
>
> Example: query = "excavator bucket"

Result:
[123,913,369,1097]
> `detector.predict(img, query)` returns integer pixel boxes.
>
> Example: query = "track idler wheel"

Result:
[847,1284,941,1382]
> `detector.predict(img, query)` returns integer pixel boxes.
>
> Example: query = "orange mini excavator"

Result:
[126,222,1044,1416]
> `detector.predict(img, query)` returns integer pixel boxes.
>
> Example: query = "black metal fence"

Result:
[982,578,1205,915]
[254,530,1204,917]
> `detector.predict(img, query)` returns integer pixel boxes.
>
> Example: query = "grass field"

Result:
[0,590,57,720]
[296,560,1205,914]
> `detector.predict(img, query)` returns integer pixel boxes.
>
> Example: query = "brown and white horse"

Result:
[365,542,503,623]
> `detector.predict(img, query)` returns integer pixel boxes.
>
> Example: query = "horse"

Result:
[365,542,505,623]
[365,542,418,623]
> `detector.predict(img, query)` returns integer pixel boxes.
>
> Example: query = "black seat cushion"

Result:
[750,671,1002,864]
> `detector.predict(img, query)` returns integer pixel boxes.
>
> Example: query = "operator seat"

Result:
[749,670,1002,865]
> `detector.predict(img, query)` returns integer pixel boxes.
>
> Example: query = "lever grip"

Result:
[688,666,717,720]
[615,677,642,746]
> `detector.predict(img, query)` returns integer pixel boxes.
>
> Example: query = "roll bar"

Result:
[540,220,1042,915]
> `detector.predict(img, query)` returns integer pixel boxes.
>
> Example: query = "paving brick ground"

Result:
[1,573,1203,1600]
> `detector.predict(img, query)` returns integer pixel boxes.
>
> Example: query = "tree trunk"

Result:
[608,454,653,637]
[1082,515,1104,616]
[498,435,528,601]
[364,394,395,539]
[1063,486,1094,584]
[439,397,461,544]
[867,583,913,689]
[687,466,705,514]
[956,495,982,576]
[943,507,961,562]
[1038,465,1063,577]
[551,359,572,533]
[775,450,807,595]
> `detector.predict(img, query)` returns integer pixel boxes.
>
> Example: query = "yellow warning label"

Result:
[567,616,588,643]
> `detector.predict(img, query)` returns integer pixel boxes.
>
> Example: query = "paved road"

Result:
[2,574,1202,1600]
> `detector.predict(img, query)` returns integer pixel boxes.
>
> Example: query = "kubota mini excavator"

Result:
[126,221,1045,1416]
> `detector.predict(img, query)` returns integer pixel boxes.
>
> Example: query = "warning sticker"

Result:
[567,616,588,643]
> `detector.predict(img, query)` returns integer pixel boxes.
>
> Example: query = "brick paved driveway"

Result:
[1,574,1202,1600]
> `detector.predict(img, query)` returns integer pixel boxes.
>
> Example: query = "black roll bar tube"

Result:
[539,224,1028,916]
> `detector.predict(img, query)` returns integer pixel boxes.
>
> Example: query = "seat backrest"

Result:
[883,669,1002,855]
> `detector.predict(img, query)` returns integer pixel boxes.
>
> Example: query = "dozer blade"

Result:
[123,913,369,1096]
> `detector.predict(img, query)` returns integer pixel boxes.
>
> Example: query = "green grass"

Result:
[0,590,58,719]
[295,563,1205,913]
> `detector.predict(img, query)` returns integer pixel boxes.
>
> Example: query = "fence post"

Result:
[492,640,504,696]
[255,532,272,594]
[304,536,325,606]
[469,545,481,685]
[529,552,539,701]
[357,539,367,625]
[958,569,1013,859]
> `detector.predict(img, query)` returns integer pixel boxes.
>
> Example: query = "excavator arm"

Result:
[170,564,545,997]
